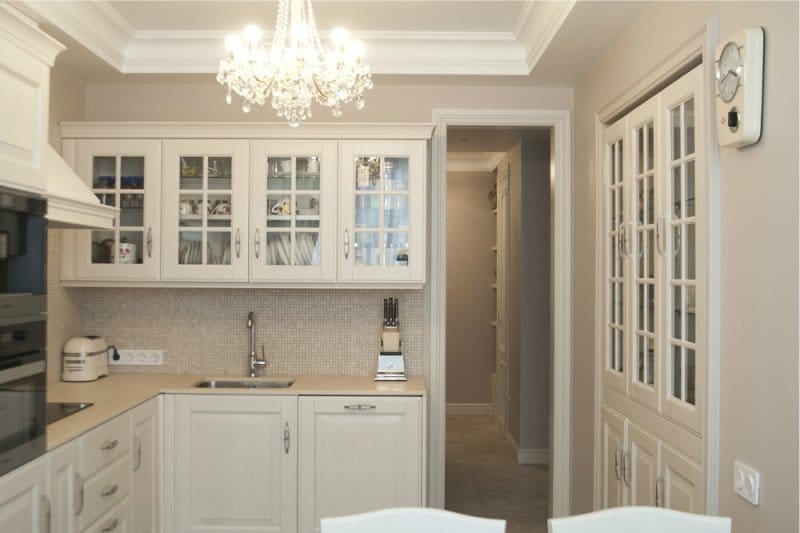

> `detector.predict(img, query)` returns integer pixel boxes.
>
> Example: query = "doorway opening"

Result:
[444,126,552,533]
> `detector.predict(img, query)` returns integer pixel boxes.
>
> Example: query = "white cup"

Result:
[118,243,137,264]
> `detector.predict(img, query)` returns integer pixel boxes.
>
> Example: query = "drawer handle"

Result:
[101,518,119,532]
[101,483,119,497]
[101,439,119,451]
[74,472,85,515]
[134,436,142,471]
[344,404,376,411]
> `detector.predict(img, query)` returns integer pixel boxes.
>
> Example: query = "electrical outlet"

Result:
[733,461,760,505]
[110,349,164,366]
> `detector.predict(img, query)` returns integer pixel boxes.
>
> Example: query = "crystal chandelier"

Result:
[217,0,373,127]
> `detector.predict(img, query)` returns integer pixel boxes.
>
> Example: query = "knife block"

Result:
[376,327,406,381]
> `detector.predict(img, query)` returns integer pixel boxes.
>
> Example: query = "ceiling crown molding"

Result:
[514,0,576,71]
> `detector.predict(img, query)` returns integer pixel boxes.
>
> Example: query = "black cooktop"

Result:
[46,402,94,425]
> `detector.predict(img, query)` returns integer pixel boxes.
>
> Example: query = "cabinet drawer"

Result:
[83,497,129,533]
[81,414,131,478]
[82,456,131,528]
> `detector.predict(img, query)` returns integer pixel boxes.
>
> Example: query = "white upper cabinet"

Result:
[338,141,426,284]
[61,139,161,281]
[250,141,337,282]
[162,140,250,282]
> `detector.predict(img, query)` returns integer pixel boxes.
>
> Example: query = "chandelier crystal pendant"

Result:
[217,0,373,127]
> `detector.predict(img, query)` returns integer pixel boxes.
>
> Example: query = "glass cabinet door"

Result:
[67,140,161,280]
[162,140,249,281]
[250,141,336,282]
[339,141,425,283]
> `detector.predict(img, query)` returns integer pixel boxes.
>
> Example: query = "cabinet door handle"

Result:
[625,222,634,258]
[344,404,376,411]
[656,475,665,507]
[283,422,290,454]
[656,216,666,255]
[235,228,241,258]
[622,450,632,487]
[133,435,142,471]
[41,495,51,533]
[343,228,350,260]
[146,227,153,258]
[101,439,118,450]
[101,483,119,497]
[74,472,85,515]
[672,224,681,256]
[101,518,120,532]
[254,229,260,259]
[613,445,623,480]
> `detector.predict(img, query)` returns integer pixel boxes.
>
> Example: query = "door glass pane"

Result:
[618,140,624,183]
[180,157,203,189]
[685,98,695,155]
[266,232,291,265]
[637,231,645,277]
[646,175,654,225]
[296,194,320,217]
[383,232,409,266]
[687,286,696,343]
[618,329,624,372]
[646,122,654,171]
[637,336,645,382]
[120,157,144,189]
[95,193,116,207]
[647,230,654,279]
[672,285,682,339]
[207,194,232,227]
[647,284,654,333]
[609,238,616,277]
[610,281,616,322]
[610,327,617,370]
[672,165,682,219]
[268,157,292,190]
[354,231,380,265]
[295,232,320,265]
[207,232,231,265]
[355,195,380,228]
[686,348,696,405]
[646,337,655,385]
[611,191,617,230]
[355,157,380,191]
[208,157,232,190]
[686,224,696,280]
[637,180,644,224]
[384,195,408,229]
[686,161,696,217]
[120,194,144,227]
[673,226,682,278]
[672,345,683,399]
[296,157,320,190]
[637,126,644,174]
[118,231,143,264]
[93,156,116,189]
[637,283,644,330]
[671,106,681,160]
[384,158,409,191]
[179,194,203,227]
[179,232,202,265]
[91,231,115,264]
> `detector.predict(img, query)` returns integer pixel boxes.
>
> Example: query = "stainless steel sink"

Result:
[194,379,295,389]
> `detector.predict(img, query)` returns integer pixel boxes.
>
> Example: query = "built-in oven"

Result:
[0,188,47,477]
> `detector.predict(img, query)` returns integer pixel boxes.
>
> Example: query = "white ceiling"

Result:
[17,0,652,85]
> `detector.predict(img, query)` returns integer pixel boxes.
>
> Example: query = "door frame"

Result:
[428,108,572,517]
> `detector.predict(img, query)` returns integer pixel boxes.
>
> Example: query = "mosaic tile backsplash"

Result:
[73,288,423,377]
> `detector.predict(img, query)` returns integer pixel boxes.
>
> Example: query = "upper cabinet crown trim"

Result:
[60,122,436,141]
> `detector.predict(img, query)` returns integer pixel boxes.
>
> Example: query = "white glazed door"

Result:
[298,396,423,533]
[131,397,159,533]
[626,422,659,507]
[338,141,425,283]
[171,395,297,533]
[660,66,704,433]
[250,141,337,282]
[600,407,625,509]
[47,441,80,533]
[162,140,249,281]
[63,139,161,281]
[0,455,49,533]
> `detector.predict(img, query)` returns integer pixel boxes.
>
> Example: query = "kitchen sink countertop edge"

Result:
[47,374,426,450]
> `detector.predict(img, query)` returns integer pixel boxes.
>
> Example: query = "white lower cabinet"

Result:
[131,397,160,533]
[165,394,297,533]
[298,396,423,533]
[0,455,49,533]
[601,405,702,513]
[48,440,81,533]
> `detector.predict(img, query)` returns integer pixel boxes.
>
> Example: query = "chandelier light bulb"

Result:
[217,0,373,126]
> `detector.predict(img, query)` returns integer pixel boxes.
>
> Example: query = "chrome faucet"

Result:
[247,311,267,377]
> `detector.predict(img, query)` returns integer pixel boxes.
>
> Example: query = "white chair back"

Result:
[548,507,731,533]
[320,507,506,533]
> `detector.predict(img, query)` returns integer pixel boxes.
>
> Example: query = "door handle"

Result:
[74,472,85,515]
[343,228,350,260]
[656,216,666,255]
[101,483,119,497]
[283,422,290,453]
[235,228,241,258]
[344,404,376,411]
[101,439,118,450]
[254,229,261,259]
[133,435,142,471]
[656,475,665,507]
[101,518,119,532]
[622,450,632,487]
[146,227,153,258]
[613,445,623,480]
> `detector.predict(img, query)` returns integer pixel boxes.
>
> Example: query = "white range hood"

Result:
[45,145,117,229]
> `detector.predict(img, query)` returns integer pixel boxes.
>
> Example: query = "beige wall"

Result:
[445,170,496,405]
[46,67,88,382]
[571,2,798,531]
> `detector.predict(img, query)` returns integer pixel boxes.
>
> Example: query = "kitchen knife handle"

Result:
[344,228,350,260]
[254,229,260,259]
[235,228,241,258]
[146,227,153,258]
[75,472,85,515]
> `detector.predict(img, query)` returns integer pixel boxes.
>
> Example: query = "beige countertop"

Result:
[48,374,426,450]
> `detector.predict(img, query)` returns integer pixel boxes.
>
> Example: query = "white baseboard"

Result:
[518,448,550,465]
[446,403,493,415]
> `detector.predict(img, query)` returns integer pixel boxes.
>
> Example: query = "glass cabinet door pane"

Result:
[180,156,203,190]
[383,231,409,266]
[208,156,232,190]
[118,231,143,264]
[96,193,116,207]
[296,157,320,190]
[295,232,320,265]
[384,158,409,191]
[93,157,116,189]
[179,232,202,265]
[179,194,203,227]
[266,232,291,265]
[207,194,232,227]
[268,157,292,190]
[355,195,380,228]
[354,232,380,265]
[355,157,380,191]
[120,194,144,227]
[120,157,144,189]
[383,195,408,229]
[296,194,320,217]
[91,231,115,263]
[207,232,231,265]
